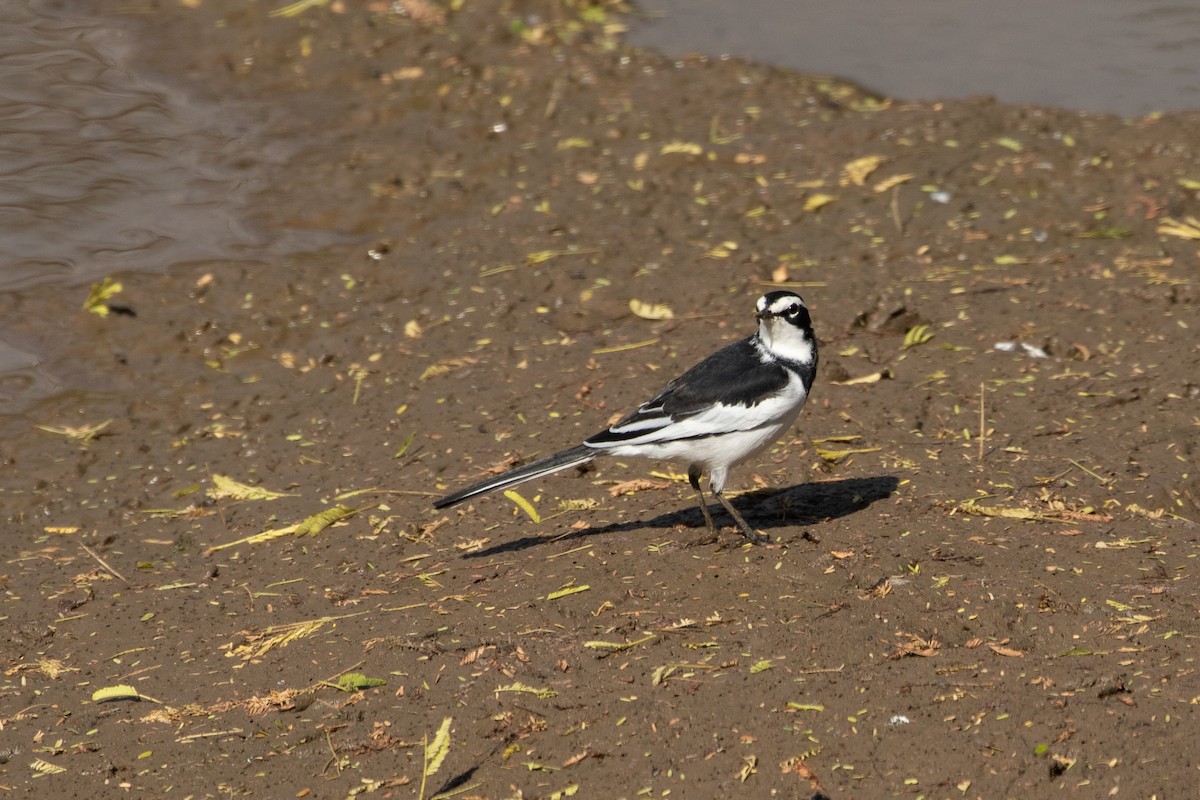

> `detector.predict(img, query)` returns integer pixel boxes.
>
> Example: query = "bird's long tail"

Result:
[432,444,595,509]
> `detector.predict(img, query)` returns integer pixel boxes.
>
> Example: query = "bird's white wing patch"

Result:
[607,412,673,435]
[591,374,806,450]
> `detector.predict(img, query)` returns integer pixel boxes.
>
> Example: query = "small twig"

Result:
[796,663,846,674]
[1067,458,1112,486]
[891,185,904,233]
[176,729,245,743]
[79,542,127,583]
[325,728,341,775]
[544,75,565,119]
[978,381,986,462]
[419,732,430,800]
[313,659,365,692]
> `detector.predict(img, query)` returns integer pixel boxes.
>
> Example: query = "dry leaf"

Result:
[660,141,703,156]
[988,643,1025,658]
[419,356,477,381]
[814,446,881,463]
[803,193,836,212]
[609,478,671,497]
[1157,216,1200,239]
[889,632,940,659]
[840,155,885,187]
[208,475,293,502]
[83,276,123,317]
[831,369,892,386]
[873,173,914,193]
[628,299,674,320]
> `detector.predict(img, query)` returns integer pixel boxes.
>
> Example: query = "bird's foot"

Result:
[737,526,769,545]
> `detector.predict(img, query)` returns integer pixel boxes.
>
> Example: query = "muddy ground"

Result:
[3,0,1200,797]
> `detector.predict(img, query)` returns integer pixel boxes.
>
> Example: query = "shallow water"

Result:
[0,3,279,415]
[628,0,1200,117]
[0,3,269,293]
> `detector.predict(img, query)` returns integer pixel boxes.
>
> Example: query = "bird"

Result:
[433,291,818,542]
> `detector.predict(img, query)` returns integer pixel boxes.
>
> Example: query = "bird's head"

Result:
[755,291,816,364]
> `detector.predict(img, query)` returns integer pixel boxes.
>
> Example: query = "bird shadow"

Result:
[465,475,899,558]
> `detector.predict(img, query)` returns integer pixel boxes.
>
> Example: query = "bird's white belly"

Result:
[602,407,799,472]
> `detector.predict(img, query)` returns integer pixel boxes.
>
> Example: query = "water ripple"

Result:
[0,2,266,294]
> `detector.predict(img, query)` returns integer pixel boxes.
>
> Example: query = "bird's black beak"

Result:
[756,310,776,321]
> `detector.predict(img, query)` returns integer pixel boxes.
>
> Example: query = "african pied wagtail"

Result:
[433,291,818,542]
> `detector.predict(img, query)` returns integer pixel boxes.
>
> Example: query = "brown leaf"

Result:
[609,478,671,497]
[988,643,1025,658]
[889,631,940,659]
[460,645,494,666]
[1053,727,1078,744]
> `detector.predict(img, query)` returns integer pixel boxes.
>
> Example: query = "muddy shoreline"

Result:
[2,0,1198,796]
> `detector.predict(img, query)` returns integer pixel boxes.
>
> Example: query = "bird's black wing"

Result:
[586,337,792,446]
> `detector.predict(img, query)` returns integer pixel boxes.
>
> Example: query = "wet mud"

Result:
[2,0,1199,796]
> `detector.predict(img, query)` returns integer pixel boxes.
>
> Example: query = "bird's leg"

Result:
[713,489,767,545]
[688,464,717,533]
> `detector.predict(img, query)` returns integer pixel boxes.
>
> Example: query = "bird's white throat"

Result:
[758,317,814,364]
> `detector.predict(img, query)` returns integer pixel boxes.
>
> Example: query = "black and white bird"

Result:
[433,291,818,542]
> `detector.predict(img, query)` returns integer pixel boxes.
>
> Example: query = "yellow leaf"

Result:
[830,369,892,386]
[873,173,914,193]
[418,356,477,381]
[208,474,293,502]
[294,505,356,536]
[583,634,655,652]
[1157,216,1200,240]
[92,684,142,703]
[628,299,674,320]
[495,682,558,699]
[546,584,590,600]
[83,276,123,317]
[660,141,703,155]
[786,702,825,712]
[203,506,356,554]
[700,241,738,259]
[815,446,882,463]
[425,717,452,777]
[268,0,329,17]
[902,325,934,348]
[841,155,885,187]
[803,193,836,212]
[35,420,111,442]
[504,490,541,523]
[556,137,592,150]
